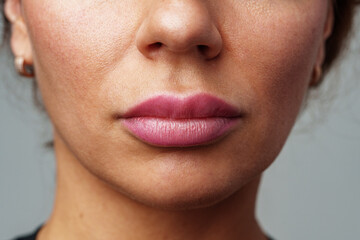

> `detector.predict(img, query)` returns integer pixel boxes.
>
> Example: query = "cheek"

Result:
[224,1,326,118]
[22,0,143,137]
[215,1,327,160]
[24,0,138,106]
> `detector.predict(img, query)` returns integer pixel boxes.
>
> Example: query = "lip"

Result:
[120,93,242,147]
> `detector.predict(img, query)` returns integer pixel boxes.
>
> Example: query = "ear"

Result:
[310,2,334,87]
[4,0,33,65]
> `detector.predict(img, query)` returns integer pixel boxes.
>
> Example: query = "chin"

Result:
[103,164,255,211]
[123,183,239,211]
[74,131,270,211]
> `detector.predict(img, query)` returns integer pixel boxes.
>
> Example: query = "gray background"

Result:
[1,10,359,240]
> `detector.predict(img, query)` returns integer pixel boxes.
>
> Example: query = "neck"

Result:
[38,135,267,240]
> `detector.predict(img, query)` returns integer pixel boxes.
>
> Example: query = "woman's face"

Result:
[10,0,332,209]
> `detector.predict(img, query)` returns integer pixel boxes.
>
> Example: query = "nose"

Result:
[135,0,223,60]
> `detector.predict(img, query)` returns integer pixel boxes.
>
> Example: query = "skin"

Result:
[5,0,334,239]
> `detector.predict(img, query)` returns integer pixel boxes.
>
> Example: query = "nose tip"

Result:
[135,1,223,60]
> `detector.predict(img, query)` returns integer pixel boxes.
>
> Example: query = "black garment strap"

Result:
[12,225,275,240]
[12,225,42,240]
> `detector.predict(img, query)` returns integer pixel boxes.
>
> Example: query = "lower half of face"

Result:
[23,0,327,209]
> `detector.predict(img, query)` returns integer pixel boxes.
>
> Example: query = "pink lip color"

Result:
[121,94,242,147]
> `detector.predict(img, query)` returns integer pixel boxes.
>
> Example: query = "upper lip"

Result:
[122,93,242,119]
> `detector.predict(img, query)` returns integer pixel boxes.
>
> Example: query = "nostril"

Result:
[148,42,163,51]
[198,45,209,55]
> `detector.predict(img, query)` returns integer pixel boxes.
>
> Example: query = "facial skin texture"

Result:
[5,0,333,239]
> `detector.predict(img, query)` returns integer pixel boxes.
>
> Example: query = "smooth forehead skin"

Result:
[15,0,330,209]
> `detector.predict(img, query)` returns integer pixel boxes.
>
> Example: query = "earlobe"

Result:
[4,0,33,67]
[323,2,335,40]
[309,2,334,87]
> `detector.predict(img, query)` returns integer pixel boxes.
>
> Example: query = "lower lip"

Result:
[122,117,240,147]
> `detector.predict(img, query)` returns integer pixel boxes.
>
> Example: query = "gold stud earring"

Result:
[310,65,323,87]
[14,56,35,77]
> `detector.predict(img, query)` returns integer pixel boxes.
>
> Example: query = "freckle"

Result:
[79,212,84,219]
